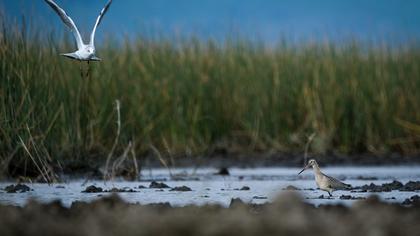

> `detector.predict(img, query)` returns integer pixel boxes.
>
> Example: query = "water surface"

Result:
[1,166,419,207]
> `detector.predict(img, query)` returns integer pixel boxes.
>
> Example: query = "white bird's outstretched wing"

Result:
[44,0,84,50]
[89,0,112,48]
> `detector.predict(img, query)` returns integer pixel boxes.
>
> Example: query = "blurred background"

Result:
[1,0,420,180]
[2,0,420,44]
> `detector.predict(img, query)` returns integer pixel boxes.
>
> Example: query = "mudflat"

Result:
[0,193,419,236]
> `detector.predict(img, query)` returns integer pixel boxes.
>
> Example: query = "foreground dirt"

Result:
[0,193,419,236]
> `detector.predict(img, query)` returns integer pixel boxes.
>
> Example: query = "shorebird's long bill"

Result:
[298,165,310,175]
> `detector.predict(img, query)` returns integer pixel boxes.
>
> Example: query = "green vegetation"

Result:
[1,19,419,175]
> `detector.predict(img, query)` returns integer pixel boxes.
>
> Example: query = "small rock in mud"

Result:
[55,185,65,189]
[233,186,250,191]
[149,181,170,189]
[402,199,411,205]
[400,181,420,191]
[356,180,420,192]
[170,186,192,192]
[339,195,365,200]
[402,195,420,206]
[229,198,244,207]
[412,195,420,201]
[358,180,403,192]
[359,183,382,192]
[410,195,420,204]
[284,185,300,191]
[356,176,378,181]
[5,184,32,193]
[253,196,268,200]
[318,195,333,199]
[240,186,250,191]
[340,195,352,200]
[383,181,404,190]
[351,189,368,193]
[137,185,147,189]
[216,167,230,176]
[107,187,136,193]
[82,185,103,193]
[147,202,172,208]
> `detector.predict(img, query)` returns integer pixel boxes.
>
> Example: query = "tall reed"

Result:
[1,18,419,174]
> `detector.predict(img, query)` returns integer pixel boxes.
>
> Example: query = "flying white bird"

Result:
[45,0,112,61]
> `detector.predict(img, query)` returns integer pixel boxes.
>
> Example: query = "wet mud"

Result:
[81,183,194,193]
[4,184,32,193]
[0,193,419,236]
[6,152,419,181]
[402,195,420,206]
[353,181,420,192]
[149,181,171,189]
[169,186,192,192]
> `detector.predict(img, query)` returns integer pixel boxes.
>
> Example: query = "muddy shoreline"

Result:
[59,152,420,178]
[2,165,420,209]
[0,193,419,236]
[163,152,420,167]
[4,151,420,181]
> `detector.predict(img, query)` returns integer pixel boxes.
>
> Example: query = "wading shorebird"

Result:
[44,0,112,62]
[298,159,351,197]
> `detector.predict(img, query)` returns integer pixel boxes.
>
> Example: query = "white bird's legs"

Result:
[79,61,91,80]
[75,60,92,151]
[87,61,90,79]
[79,61,83,78]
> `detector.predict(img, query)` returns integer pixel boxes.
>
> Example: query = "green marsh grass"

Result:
[1,19,419,176]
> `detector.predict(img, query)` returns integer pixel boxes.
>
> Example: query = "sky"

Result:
[1,0,420,44]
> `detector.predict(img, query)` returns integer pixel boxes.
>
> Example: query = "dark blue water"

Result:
[1,0,419,43]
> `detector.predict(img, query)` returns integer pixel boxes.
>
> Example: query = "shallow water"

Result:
[1,166,420,207]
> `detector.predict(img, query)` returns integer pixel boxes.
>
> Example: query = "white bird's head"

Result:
[86,46,95,54]
[298,159,318,175]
